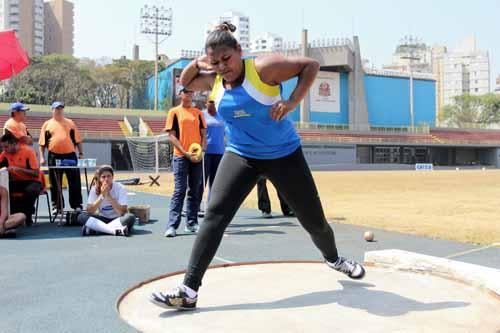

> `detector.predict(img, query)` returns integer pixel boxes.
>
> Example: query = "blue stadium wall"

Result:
[364,74,436,127]
[279,73,435,127]
[147,63,436,127]
[145,59,191,110]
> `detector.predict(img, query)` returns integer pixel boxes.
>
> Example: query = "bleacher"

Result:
[297,131,435,144]
[4,110,500,146]
[143,118,165,135]
[0,114,125,139]
[142,117,500,146]
[431,129,500,145]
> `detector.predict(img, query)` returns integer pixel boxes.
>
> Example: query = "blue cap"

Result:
[51,101,65,109]
[10,102,29,112]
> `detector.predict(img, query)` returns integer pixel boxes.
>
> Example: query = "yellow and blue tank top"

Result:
[209,58,300,159]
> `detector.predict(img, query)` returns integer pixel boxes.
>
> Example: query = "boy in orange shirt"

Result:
[0,132,41,226]
[3,102,33,145]
[163,87,206,237]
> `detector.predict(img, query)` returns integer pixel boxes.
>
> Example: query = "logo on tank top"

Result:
[233,109,251,118]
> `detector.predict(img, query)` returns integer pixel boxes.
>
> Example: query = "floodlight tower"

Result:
[400,35,421,129]
[140,4,172,111]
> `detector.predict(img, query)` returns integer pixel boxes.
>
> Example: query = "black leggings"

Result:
[48,151,82,209]
[183,147,339,291]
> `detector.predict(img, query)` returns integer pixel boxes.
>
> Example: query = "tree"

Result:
[111,58,159,109]
[1,55,97,106]
[93,66,117,108]
[440,94,500,128]
[479,93,500,124]
[0,55,159,110]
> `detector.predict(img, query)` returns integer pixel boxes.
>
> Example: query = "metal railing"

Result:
[438,123,500,131]
[294,122,350,131]
[29,129,125,139]
[294,122,431,134]
[364,68,436,81]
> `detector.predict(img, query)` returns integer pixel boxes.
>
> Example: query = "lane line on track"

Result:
[214,256,235,264]
[445,243,500,259]
[223,225,281,236]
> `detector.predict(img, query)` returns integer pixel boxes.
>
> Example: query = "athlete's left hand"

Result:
[270,100,297,121]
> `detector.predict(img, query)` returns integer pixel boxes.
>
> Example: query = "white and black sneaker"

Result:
[115,228,129,237]
[51,207,61,216]
[327,256,366,279]
[261,211,272,219]
[184,224,199,233]
[149,286,197,310]
[164,227,176,237]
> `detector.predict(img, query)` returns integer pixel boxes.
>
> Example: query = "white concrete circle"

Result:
[118,262,500,333]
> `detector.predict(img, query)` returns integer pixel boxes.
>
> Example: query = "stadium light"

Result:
[400,35,421,130]
[140,4,173,112]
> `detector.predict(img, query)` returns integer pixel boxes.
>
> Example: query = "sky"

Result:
[74,0,500,89]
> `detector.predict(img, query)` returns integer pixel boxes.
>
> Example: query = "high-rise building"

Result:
[205,10,250,50]
[385,35,491,119]
[383,36,432,73]
[442,36,490,106]
[44,0,74,55]
[133,44,139,61]
[251,32,283,52]
[0,0,44,56]
[431,45,447,119]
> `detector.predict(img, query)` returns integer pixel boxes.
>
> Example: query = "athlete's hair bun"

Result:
[215,21,237,33]
[205,21,238,51]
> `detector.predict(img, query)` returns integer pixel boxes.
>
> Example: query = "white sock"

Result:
[326,257,342,268]
[85,217,118,235]
[182,284,198,298]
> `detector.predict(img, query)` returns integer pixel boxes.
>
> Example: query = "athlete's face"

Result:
[206,45,243,83]
[99,171,113,185]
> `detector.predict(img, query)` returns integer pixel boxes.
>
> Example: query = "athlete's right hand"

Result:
[196,55,214,72]
[40,157,46,165]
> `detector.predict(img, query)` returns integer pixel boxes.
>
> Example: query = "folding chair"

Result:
[34,170,52,223]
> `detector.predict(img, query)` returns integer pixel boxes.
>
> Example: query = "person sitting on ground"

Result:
[3,102,33,145]
[0,186,26,238]
[0,132,41,226]
[77,165,135,237]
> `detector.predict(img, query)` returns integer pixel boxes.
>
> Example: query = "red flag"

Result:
[0,30,30,80]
